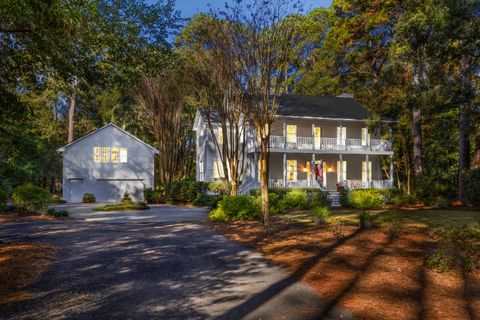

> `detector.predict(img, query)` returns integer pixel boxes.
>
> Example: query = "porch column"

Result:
[254,151,259,182]
[311,153,316,186]
[283,121,286,148]
[339,154,343,184]
[339,122,343,146]
[283,153,287,188]
[389,154,394,187]
[366,154,370,188]
[311,123,315,150]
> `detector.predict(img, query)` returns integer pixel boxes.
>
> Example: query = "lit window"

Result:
[119,147,127,163]
[337,160,347,182]
[111,147,120,163]
[213,160,224,179]
[217,127,223,144]
[199,161,204,174]
[286,125,297,144]
[362,161,372,182]
[286,160,297,181]
[361,128,370,146]
[101,147,111,163]
[337,127,347,145]
[94,147,102,162]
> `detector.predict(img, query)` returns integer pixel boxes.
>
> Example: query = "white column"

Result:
[339,122,343,146]
[389,154,394,187]
[366,154,370,188]
[254,151,259,182]
[311,153,316,186]
[283,153,287,187]
[283,121,286,148]
[339,154,343,184]
[311,123,315,150]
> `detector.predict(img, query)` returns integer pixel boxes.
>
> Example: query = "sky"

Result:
[174,0,333,18]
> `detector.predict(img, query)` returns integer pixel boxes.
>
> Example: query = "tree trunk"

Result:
[67,93,76,144]
[473,123,480,169]
[412,105,422,181]
[259,139,270,227]
[458,104,470,201]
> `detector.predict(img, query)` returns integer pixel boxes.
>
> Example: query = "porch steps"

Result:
[327,191,341,208]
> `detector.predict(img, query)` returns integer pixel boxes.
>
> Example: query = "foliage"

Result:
[466,169,480,207]
[82,193,96,203]
[51,194,65,204]
[92,202,149,211]
[46,208,69,218]
[255,193,284,215]
[121,192,134,206]
[339,188,349,208]
[193,194,223,210]
[308,190,331,208]
[12,184,51,214]
[348,189,384,210]
[209,195,260,222]
[0,186,7,210]
[311,206,330,225]
[144,187,165,204]
[281,189,309,210]
[426,225,480,272]
[164,180,209,203]
[379,189,405,205]
[393,194,416,207]
[208,181,230,195]
[358,211,377,229]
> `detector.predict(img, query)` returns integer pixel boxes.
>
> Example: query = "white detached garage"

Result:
[57,123,159,203]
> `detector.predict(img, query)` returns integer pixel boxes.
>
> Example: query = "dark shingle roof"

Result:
[276,94,369,120]
[198,94,370,123]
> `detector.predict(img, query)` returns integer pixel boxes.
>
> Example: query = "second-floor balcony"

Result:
[265,135,392,153]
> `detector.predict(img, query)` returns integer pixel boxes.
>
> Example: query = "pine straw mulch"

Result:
[211,220,480,320]
[0,243,57,306]
[0,212,73,224]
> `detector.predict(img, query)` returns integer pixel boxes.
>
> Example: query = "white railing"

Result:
[268,179,321,189]
[346,180,393,189]
[268,136,392,152]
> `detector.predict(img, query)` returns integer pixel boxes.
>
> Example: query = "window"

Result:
[337,160,347,182]
[314,127,321,148]
[286,160,297,181]
[93,147,126,163]
[361,128,370,146]
[286,125,297,144]
[213,160,224,179]
[337,127,347,145]
[199,161,204,174]
[217,127,223,144]
[362,161,372,182]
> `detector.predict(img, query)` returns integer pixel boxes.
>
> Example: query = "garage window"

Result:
[94,147,111,163]
[94,147,127,163]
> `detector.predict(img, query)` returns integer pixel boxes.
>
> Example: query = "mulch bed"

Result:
[0,243,56,306]
[212,219,480,320]
[0,212,73,224]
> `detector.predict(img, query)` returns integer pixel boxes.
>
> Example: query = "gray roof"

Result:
[276,94,369,120]
[197,94,370,123]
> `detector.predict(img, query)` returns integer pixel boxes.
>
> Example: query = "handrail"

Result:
[268,136,392,152]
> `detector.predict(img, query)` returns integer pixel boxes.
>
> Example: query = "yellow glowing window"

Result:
[94,147,102,162]
[217,128,223,144]
[286,125,297,144]
[101,147,111,163]
[111,147,120,163]
[119,148,127,163]
[286,160,297,181]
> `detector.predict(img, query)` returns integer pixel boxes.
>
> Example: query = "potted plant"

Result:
[311,206,330,225]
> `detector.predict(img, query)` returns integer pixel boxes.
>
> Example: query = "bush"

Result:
[378,188,404,204]
[46,208,69,217]
[51,194,66,203]
[209,195,259,222]
[426,225,480,272]
[311,206,330,225]
[466,169,480,207]
[83,193,96,203]
[193,194,223,210]
[255,193,284,215]
[0,186,7,210]
[12,184,51,214]
[281,189,308,210]
[208,181,230,195]
[144,188,155,203]
[92,202,149,211]
[393,194,416,207]
[121,192,133,205]
[339,188,349,207]
[348,189,383,209]
[249,188,289,199]
[165,180,209,203]
[307,190,331,208]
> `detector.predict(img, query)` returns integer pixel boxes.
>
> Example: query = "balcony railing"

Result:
[265,136,392,152]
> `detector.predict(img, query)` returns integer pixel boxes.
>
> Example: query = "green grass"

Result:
[92,202,149,211]
[280,208,480,231]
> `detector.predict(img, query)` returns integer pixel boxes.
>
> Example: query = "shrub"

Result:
[46,208,69,217]
[426,225,480,272]
[193,194,223,210]
[393,194,416,207]
[358,211,377,229]
[311,206,330,225]
[209,195,259,222]
[307,190,330,208]
[348,189,383,209]
[92,202,149,211]
[339,188,349,207]
[0,186,7,210]
[466,169,480,207]
[12,184,51,214]
[249,188,289,199]
[208,181,230,195]
[83,193,96,203]
[281,189,308,210]
[144,188,155,203]
[165,180,209,203]
[51,194,66,203]
[121,192,133,205]
[255,193,284,215]
[378,188,404,204]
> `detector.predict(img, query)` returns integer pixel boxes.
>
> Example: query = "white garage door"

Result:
[95,179,145,202]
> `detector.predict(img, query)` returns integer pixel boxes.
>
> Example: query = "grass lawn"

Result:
[212,208,480,320]
[280,208,480,230]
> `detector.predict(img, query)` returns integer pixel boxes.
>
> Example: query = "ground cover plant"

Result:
[92,202,149,212]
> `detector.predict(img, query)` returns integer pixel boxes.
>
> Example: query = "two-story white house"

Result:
[194,94,394,194]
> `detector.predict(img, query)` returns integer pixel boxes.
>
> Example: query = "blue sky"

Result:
[174,0,333,18]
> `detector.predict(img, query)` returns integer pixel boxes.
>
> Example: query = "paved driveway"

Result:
[52,203,209,223]
[0,207,353,319]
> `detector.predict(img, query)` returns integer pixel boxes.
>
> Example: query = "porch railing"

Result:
[266,136,392,152]
[345,179,393,189]
[268,179,322,189]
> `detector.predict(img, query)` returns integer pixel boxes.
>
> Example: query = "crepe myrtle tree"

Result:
[213,0,303,226]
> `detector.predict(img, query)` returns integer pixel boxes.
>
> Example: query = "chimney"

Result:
[337,92,353,98]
